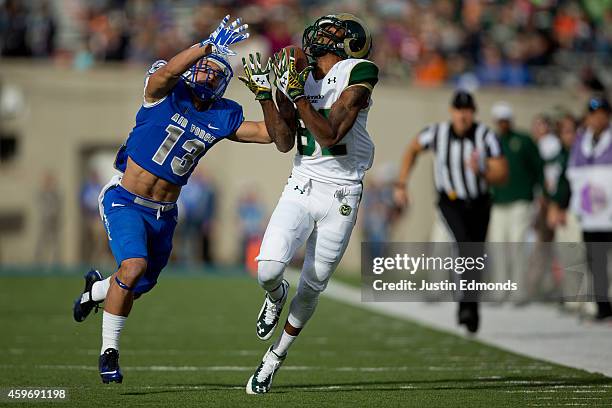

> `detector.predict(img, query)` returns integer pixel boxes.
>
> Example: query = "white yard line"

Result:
[293,271,612,377]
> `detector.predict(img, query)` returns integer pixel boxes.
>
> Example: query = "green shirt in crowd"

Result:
[491,130,544,204]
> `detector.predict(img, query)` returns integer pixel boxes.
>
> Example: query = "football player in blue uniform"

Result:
[71,15,286,384]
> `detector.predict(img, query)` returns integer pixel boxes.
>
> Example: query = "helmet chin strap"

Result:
[197,86,215,101]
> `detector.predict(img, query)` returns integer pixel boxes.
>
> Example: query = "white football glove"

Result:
[200,15,249,56]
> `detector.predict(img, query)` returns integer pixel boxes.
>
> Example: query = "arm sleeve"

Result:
[227,103,245,136]
[417,125,436,150]
[347,61,379,91]
[143,60,168,108]
[484,129,503,158]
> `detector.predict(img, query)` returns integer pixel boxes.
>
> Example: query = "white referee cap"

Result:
[491,101,513,121]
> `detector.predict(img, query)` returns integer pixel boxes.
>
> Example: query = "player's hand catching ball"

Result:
[201,15,249,56]
[239,53,273,101]
[273,48,312,102]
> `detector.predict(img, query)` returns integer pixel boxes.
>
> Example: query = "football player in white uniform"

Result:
[239,13,378,394]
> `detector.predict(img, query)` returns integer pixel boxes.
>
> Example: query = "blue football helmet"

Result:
[183,53,233,101]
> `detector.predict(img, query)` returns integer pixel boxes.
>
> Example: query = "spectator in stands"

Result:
[79,170,108,264]
[237,187,265,268]
[0,0,31,57]
[362,164,401,260]
[35,171,62,266]
[2,1,612,87]
[28,0,56,57]
[176,170,217,266]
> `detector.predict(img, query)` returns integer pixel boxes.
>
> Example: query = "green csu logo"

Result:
[339,204,352,216]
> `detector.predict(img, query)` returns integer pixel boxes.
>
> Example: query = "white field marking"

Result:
[528,405,588,407]
[568,397,606,400]
[137,384,421,392]
[573,389,610,393]
[505,390,559,393]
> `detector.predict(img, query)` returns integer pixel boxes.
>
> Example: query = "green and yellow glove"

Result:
[273,49,312,102]
[238,52,273,101]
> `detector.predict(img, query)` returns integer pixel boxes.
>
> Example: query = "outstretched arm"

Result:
[295,85,370,148]
[145,43,214,103]
[146,15,249,103]
[393,137,426,208]
[229,121,271,144]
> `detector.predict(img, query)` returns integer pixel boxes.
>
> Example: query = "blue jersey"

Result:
[115,67,244,186]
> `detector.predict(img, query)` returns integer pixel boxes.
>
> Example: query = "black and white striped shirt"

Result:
[418,122,502,200]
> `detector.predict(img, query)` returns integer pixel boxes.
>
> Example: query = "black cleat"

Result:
[99,348,123,384]
[594,302,612,321]
[458,302,479,333]
[73,269,103,322]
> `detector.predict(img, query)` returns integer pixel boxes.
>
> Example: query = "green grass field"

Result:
[1,271,611,407]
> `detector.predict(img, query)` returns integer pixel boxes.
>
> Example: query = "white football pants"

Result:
[257,172,362,303]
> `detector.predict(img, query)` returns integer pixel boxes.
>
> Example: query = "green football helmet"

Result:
[302,13,372,60]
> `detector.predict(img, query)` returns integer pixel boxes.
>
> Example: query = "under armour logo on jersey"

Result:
[294,186,305,194]
[327,77,337,84]
[256,78,266,85]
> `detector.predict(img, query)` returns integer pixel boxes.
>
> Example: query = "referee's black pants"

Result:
[438,194,492,304]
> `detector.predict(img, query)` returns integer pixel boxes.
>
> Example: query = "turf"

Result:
[1,273,611,407]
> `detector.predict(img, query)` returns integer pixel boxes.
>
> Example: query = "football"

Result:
[281,45,309,71]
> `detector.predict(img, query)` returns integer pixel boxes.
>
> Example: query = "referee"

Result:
[394,90,508,332]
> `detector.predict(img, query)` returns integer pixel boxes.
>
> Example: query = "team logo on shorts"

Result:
[339,204,352,216]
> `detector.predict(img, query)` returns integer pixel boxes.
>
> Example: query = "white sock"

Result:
[92,277,111,301]
[81,277,111,303]
[272,329,297,356]
[101,311,126,354]
[268,282,286,302]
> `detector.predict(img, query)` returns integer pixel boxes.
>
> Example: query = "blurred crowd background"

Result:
[1,0,611,88]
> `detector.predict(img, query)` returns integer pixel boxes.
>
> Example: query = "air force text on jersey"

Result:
[170,113,217,144]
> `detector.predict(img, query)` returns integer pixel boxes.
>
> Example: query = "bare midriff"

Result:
[121,157,181,203]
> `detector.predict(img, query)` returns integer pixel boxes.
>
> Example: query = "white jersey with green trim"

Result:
[292,58,376,185]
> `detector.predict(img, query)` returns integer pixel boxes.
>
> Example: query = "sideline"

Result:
[286,271,612,378]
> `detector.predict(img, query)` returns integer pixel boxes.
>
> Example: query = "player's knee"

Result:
[117,258,147,287]
[257,260,285,291]
[288,281,320,328]
[297,280,321,304]
[300,260,334,292]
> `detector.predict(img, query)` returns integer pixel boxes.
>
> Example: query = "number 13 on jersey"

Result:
[152,124,206,177]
